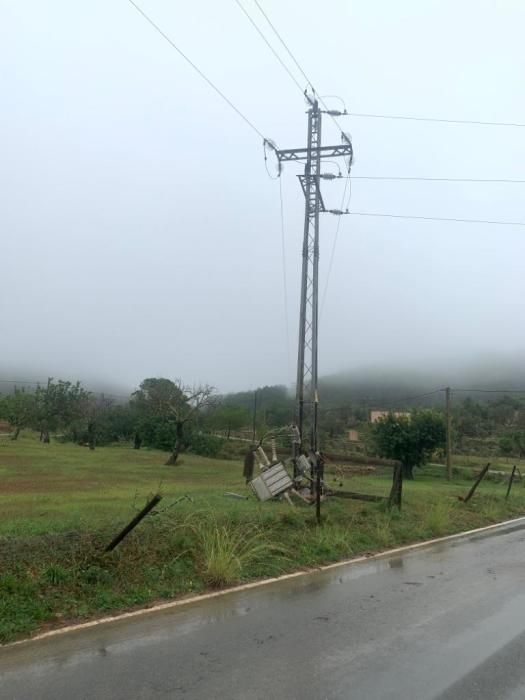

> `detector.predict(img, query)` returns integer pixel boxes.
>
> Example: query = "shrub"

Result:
[188,433,225,458]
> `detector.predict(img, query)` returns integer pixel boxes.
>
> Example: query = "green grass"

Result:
[1,433,525,644]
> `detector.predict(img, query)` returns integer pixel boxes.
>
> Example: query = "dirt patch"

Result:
[0,478,110,493]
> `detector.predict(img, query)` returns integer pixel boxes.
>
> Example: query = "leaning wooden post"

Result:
[460,463,490,503]
[104,494,162,552]
[505,465,517,500]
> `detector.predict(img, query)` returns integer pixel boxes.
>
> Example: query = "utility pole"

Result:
[445,387,452,480]
[252,390,258,444]
[270,93,353,473]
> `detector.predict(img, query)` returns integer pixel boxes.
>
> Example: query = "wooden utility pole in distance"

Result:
[445,387,452,480]
[252,390,258,444]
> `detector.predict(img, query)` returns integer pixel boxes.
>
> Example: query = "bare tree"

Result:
[165,381,217,465]
[131,378,217,465]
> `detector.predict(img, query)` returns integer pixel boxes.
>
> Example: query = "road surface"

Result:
[3,520,525,699]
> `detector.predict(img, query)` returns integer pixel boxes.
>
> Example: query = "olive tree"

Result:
[131,378,217,464]
[372,411,446,508]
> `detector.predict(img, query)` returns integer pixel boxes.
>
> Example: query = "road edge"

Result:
[5,513,525,648]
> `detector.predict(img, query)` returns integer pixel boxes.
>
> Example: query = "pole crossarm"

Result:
[275,143,353,162]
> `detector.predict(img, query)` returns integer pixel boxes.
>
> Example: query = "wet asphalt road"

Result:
[3,520,525,699]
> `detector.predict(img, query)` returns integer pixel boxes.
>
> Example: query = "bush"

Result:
[188,433,225,458]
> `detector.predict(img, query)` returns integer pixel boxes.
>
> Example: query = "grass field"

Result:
[2,433,525,644]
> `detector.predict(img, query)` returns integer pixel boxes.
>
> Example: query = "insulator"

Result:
[256,445,270,468]
[320,173,337,180]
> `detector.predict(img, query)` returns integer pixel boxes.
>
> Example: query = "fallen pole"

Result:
[459,463,490,503]
[506,465,518,500]
[329,491,387,503]
[104,494,162,552]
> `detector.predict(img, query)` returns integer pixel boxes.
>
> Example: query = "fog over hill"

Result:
[319,355,525,407]
[6,354,522,406]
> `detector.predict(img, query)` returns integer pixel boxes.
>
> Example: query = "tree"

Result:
[205,405,250,439]
[83,395,114,450]
[0,389,37,440]
[499,431,525,459]
[131,378,217,465]
[372,411,446,508]
[34,379,90,442]
[499,435,514,458]
[64,400,135,448]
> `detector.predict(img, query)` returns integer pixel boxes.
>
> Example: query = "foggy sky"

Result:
[2,1,525,393]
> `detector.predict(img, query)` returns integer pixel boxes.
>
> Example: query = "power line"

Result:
[249,0,348,140]
[127,0,265,140]
[320,176,351,318]
[234,0,304,96]
[278,177,292,380]
[348,211,525,227]
[321,388,445,412]
[370,388,445,407]
[350,112,525,128]
[454,388,525,394]
[0,378,130,400]
[0,379,43,386]
[343,176,525,184]
[252,0,312,89]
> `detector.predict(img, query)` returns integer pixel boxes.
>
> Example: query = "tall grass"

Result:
[189,514,287,587]
[423,501,452,536]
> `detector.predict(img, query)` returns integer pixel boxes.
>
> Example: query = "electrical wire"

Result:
[278,177,292,381]
[320,176,351,318]
[234,0,305,96]
[341,176,525,184]
[371,389,445,407]
[321,388,445,412]
[348,211,525,227]
[454,388,525,394]
[263,140,281,179]
[127,0,266,140]
[350,112,525,128]
[0,379,130,400]
[252,0,311,89]
[249,0,349,140]
[0,379,43,386]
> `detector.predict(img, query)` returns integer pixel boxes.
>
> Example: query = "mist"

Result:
[2,1,524,394]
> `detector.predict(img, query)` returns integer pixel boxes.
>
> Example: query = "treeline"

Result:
[3,377,525,461]
[0,378,224,461]
[0,379,295,461]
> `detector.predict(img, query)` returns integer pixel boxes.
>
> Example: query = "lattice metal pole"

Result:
[271,95,353,463]
[295,99,322,456]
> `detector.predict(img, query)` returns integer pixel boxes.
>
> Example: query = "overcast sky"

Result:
[1,0,524,393]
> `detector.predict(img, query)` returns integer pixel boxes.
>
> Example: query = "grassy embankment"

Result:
[1,433,524,644]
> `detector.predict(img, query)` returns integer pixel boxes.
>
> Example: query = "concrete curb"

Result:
[6,514,525,648]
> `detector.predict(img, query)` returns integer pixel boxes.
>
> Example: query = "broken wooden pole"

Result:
[330,491,387,503]
[506,465,517,500]
[104,494,162,552]
[459,463,490,503]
